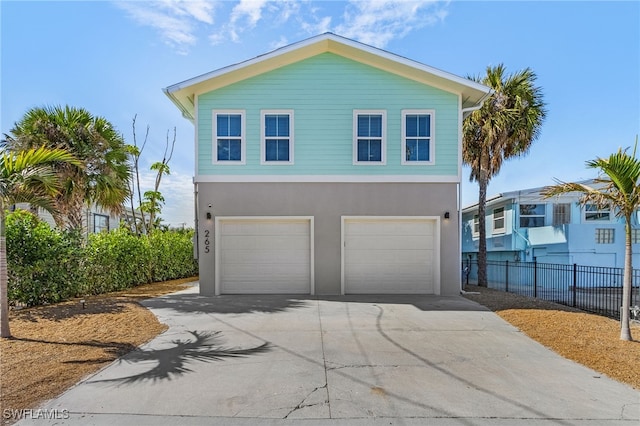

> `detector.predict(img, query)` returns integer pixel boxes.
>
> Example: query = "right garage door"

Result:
[342,217,439,294]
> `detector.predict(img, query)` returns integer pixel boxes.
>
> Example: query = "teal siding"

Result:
[198,53,460,176]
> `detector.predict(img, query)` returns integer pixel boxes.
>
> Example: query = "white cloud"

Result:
[117,1,450,53]
[335,0,448,48]
[114,0,217,54]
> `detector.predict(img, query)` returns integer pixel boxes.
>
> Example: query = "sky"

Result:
[1,0,639,228]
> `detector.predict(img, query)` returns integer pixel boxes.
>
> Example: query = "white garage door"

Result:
[215,217,313,294]
[342,217,438,294]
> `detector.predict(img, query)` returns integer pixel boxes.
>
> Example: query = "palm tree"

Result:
[5,106,131,231]
[542,140,640,341]
[463,64,547,286]
[0,146,79,338]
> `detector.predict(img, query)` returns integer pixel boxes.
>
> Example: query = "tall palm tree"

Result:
[5,106,131,231]
[463,64,547,286]
[0,146,79,338]
[542,140,640,341]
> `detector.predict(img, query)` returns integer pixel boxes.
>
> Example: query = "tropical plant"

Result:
[4,105,131,231]
[542,138,640,341]
[0,146,79,338]
[463,64,547,286]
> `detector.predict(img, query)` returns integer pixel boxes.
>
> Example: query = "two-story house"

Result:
[164,33,491,296]
[462,180,637,268]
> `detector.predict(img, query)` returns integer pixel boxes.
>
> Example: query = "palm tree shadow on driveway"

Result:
[88,330,271,386]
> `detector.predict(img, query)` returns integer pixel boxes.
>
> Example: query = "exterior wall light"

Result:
[444,211,450,219]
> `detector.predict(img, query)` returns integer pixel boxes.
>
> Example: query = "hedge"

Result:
[6,210,198,306]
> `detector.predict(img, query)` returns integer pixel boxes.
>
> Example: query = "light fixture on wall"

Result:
[444,211,450,219]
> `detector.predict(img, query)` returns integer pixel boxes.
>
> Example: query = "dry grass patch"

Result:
[0,277,196,418]
[463,284,640,389]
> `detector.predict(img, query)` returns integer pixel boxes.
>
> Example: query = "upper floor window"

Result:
[213,111,245,164]
[493,207,505,233]
[473,214,479,236]
[553,203,571,226]
[401,110,434,164]
[261,111,293,164]
[633,229,640,244]
[354,110,385,164]
[94,214,109,233]
[585,204,611,221]
[519,204,545,228]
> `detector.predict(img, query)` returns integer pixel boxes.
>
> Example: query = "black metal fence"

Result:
[463,260,640,320]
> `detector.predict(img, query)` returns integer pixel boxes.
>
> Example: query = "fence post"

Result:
[534,260,538,298]
[505,260,509,293]
[572,263,577,308]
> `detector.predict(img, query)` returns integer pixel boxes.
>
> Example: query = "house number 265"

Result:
[204,229,211,253]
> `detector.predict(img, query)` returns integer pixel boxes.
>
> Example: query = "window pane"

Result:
[265,115,278,137]
[278,140,289,161]
[406,139,429,161]
[406,139,418,161]
[278,115,289,137]
[520,204,545,215]
[419,115,430,137]
[266,139,290,161]
[217,115,229,136]
[406,115,418,137]
[218,139,241,161]
[357,139,381,162]
[228,115,241,136]
[358,114,382,137]
[217,114,242,137]
[357,139,369,161]
[417,140,430,161]
[520,217,544,228]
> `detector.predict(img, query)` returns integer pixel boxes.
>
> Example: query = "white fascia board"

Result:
[194,175,460,183]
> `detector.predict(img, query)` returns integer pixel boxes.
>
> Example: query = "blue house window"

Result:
[519,204,545,227]
[262,111,293,164]
[585,204,611,221]
[213,111,244,164]
[402,110,434,164]
[354,110,385,164]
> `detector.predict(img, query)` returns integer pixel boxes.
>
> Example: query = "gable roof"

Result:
[164,32,492,121]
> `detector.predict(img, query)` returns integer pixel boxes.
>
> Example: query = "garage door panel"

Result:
[346,221,434,236]
[217,218,312,294]
[343,218,437,294]
[346,235,434,251]
[221,235,310,251]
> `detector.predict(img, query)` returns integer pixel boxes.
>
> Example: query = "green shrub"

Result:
[149,229,198,282]
[84,228,152,294]
[6,210,84,306]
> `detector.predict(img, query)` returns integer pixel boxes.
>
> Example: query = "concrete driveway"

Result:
[24,284,639,425]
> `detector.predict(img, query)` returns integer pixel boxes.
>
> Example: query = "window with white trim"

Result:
[493,207,505,233]
[261,110,293,164]
[93,214,109,233]
[633,229,640,244]
[213,111,245,164]
[402,110,434,164]
[473,214,479,235]
[585,204,611,221]
[595,228,614,244]
[519,204,545,228]
[354,110,385,164]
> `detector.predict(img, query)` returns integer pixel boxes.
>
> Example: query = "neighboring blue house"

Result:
[462,180,638,269]
[164,33,491,296]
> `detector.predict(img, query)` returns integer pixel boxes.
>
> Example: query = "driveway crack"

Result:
[283,383,329,419]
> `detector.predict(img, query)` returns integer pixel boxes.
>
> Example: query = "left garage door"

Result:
[215,217,313,294]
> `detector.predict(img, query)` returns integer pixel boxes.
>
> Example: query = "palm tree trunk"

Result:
[477,170,488,287]
[0,207,11,338]
[620,216,633,341]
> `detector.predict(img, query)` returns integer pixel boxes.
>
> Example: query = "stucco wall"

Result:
[196,182,460,296]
